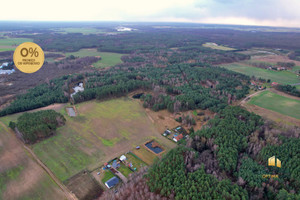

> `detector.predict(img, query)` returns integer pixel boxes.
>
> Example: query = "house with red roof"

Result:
[173,134,183,142]
[272,82,279,87]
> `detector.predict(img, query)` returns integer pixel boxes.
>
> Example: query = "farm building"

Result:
[173,134,183,142]
[120,155,126,162]
[105,176,119,189]
[250,81,257,86]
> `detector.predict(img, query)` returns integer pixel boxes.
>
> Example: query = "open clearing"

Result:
[202,42,235,51]
[31,98,175,182]
[220,63,300,85]
[64,48,124,68]
[0,37,33,52]
[248,90,300,119]
[0,122,66,200]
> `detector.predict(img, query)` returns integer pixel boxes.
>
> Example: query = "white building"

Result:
[120,155,126,161]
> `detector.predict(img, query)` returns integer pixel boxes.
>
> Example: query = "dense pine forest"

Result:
[144,107,299,200]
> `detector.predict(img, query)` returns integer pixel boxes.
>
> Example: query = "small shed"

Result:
[120,155,126,161]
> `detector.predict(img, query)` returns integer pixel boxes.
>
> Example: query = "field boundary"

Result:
[0,121,78,200]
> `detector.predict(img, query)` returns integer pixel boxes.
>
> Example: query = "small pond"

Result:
[66,107,76,117]
[145,140,164,154]
[132,93,144,99]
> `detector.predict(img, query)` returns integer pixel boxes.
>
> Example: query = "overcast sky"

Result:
[2,0,300,27]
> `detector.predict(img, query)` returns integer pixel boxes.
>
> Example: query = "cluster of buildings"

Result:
[267,66,286,71]
[163,126,187,143]
[103,154,137,189]
[250,81,279,89]
[250,81,265,90]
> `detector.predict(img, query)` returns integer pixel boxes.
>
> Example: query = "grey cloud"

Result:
[194,0,300,20]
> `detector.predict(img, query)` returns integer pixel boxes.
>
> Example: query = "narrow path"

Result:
[22,145,78,200]
[239,89,267,106]
[0,121,78,200]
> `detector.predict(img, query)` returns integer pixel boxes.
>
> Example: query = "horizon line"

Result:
[1,20,300,29]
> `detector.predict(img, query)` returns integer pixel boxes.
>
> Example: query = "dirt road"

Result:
[239,89,267,106]
[0,121,78,200]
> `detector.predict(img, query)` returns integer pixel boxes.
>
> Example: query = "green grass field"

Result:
[221,63,300,85]
[248,91,300,119]
[64,48,124,68]
[118,164,133,178]
[290,65,300,73]
[30,98,158,182]
[0,37,33,52]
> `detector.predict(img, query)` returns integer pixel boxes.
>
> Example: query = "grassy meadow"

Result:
[248,91,300,119]
[31,98,159,182]
[0,37,33,52]
[64,48,124,68]
[220,63,300,85]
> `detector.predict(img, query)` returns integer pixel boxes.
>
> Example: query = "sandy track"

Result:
[239,89,267,106]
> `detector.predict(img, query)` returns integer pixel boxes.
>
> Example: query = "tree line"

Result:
[9,110,66,144]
